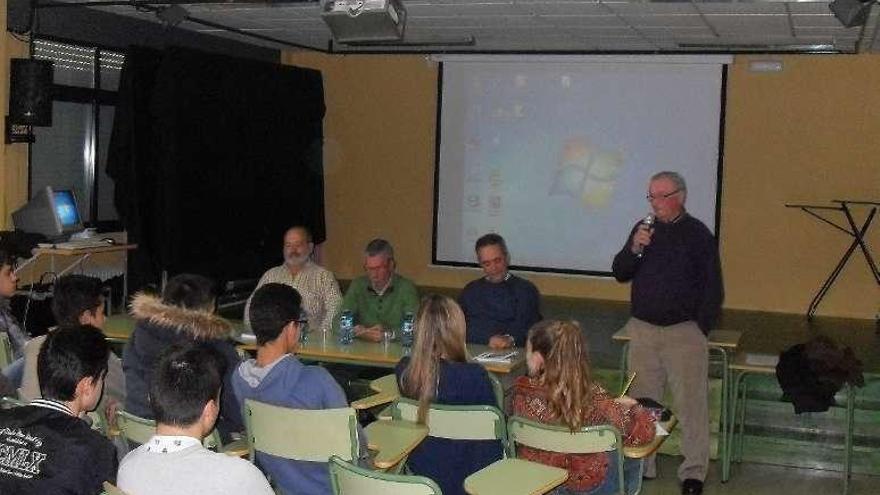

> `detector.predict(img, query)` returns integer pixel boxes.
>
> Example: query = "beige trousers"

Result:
[624,317,709,482]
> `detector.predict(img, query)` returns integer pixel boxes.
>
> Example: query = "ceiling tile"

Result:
[413,14,553,28]
[638,26,717,38]
[603,3,698,16]
[407,2,530,17]
[515,1,611,16]
[791,14,853,28]
[694,4,788,15]
[543,15,628,27]
[797,27,861,39]
[703,14,792,35]
[786,2,837,15]
[622,14,708,28]
[85,1,879,54]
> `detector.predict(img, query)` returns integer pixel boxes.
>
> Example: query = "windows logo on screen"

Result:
[53,191,81,227]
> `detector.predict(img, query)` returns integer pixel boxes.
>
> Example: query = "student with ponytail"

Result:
[395,294,503,495]
[512,320,656,495]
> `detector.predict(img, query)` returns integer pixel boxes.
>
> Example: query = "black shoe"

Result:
[681,479,703,495]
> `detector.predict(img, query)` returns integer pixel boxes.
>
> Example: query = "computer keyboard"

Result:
[39,239,116,250]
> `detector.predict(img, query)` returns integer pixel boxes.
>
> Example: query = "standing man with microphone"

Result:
[612,171,724,495]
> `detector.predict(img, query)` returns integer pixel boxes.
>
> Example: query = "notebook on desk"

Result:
[473,350,518,363]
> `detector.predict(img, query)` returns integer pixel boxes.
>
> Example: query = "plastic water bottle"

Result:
[298,309,310,344]
[338,310,355,345]
[399,311,415,348]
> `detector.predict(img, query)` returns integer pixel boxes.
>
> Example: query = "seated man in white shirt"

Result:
[117,342,272,495]
[244,225,342,335]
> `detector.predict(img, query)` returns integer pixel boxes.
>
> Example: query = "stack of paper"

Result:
[474,351,518,363]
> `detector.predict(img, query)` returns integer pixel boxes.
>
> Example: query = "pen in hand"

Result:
[619,372,637,398]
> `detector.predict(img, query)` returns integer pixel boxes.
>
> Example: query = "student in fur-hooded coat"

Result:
[123,274,243,437]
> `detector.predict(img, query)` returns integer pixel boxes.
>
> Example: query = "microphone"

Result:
[636,214,654,259]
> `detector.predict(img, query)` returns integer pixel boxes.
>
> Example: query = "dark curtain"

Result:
[107,47,325,291]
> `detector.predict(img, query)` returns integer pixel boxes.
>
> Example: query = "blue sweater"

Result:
[232,355,353,495]
[395,357,504,495]
[459,275,541,347]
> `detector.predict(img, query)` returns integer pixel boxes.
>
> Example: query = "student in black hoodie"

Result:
[0,325,117,494]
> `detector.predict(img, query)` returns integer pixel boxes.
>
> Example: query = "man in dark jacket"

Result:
[0,325,117,494]
[612,171,723,495]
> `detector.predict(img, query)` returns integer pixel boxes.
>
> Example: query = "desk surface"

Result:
[105,315,525,374]
[729,352,779,374]
[364,419,428,469]
[351,374,399,410]
[464,458,568,495]
[612,328,742,349]
[624,416,678,459]
[34,243,137,255]
[260,333,524,374]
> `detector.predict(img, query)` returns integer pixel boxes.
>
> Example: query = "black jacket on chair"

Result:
[776,336,864,414]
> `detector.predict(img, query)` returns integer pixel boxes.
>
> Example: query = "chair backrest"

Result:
[507,415,622,455]
[115,409,223,450]
[507,416,625,495]
[116,409,157,448]
[244,399,359,463]
[487,373,505,410]
[328,455,442,495]
[0,396,25,409]
[0,332,14,369]
[87,408,110,437]
[390,397,507,442]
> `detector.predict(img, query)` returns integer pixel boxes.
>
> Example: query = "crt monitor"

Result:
[52,189,82,231]
[11,186,84,239]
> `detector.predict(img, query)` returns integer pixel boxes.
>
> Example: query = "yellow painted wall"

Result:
[284,51,879,319]
[722,55,879,318]
[0,2,31,229]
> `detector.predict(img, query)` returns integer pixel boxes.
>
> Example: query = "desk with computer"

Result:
[9,185,136,303]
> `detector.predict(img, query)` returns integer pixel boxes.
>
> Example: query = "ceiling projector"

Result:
[321,0,407,43]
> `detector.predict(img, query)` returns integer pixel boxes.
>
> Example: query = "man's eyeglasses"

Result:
[288,310,309,327]
[646,189,681,201]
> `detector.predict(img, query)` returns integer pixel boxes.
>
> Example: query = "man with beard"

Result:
[245,226,342,335]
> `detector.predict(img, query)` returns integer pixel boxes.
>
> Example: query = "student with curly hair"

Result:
[512,320,656,495]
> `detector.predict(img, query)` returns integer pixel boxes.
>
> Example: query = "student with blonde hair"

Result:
[513,320,656,495]
[396,294,503,495]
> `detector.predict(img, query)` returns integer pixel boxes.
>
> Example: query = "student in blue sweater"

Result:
[233,283,365,495]
[396,294,504,495]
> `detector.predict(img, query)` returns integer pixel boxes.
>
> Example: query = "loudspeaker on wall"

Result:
[9,58,54,127]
